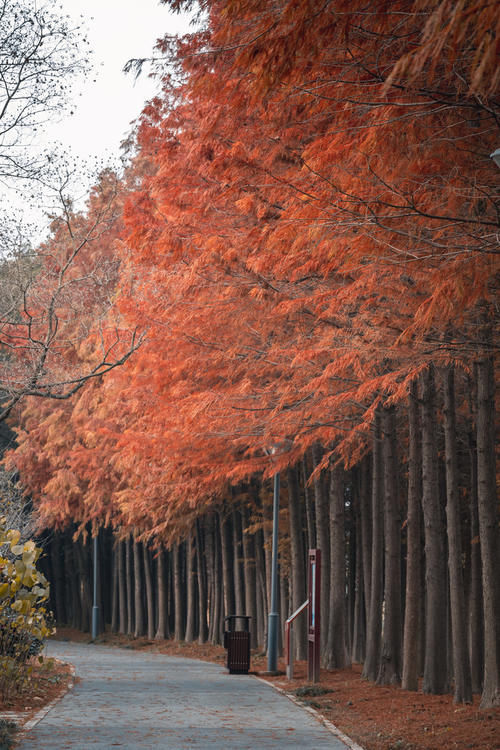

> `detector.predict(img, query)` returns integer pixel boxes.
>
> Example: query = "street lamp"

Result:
[267,469,280,673]
[91,532,99,640]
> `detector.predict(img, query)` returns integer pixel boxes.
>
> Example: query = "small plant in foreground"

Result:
[294,685,332,698]
[0,518,54,701]
[0,718,18,750]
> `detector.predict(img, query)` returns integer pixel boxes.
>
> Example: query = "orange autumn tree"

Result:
[0,170,142,422]
[7,0,499,706]
[116,0,498,706]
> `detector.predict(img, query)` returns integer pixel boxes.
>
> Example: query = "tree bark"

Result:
[196,518,208,644]
[443,367,472,703]
[287,465,307,660]
[74,537,92,633]
[111,538,119,633]
[476,355,500,709]
[362,407,384,681]
[118,538,127,634]
[468,412,483,694]
[241,505,258,648]
[421,366,449,694]
[184,531,196,642]
[351,474,366,663]
[326,464,349,669]
[143,544,155,640]
[377,406,402,685]
[402,379,423,691]
[173,541,185,641]
[232,508,245,616]
[220,510,235,619]
[211,514,223,644]
[125,535,134,636]
[311,444,330,656]
[254,526,268,648]
[51,533,66,625]
[155,548,169,640]
[302,454,316,549]
[133,538,145,638]
[360,455,372,628]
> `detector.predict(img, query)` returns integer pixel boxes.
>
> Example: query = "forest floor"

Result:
[2,628,499,750]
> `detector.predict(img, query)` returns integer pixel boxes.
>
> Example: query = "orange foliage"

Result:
[6,0,499,536]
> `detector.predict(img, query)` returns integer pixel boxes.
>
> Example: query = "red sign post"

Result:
[308,548,321,683]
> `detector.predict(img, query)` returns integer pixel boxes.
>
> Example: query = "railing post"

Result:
[287,626,294,680]
[91,532,99,640]
[285,599,309,681]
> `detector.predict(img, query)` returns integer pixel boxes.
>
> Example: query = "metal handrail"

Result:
[285,599,309,680]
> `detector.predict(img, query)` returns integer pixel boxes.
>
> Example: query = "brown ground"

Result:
[4,628,499,750]
[0,656,73,727]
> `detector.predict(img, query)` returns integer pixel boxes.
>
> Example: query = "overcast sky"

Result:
[5,0,194,236]
[48,0,193,164]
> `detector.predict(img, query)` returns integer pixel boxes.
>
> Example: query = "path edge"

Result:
[20,661,76,735]
[253,674,366,750]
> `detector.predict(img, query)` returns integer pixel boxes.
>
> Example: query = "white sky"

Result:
[49,0,193,164]
[4,0,194,238]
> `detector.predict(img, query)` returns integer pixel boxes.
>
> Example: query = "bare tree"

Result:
[0,0,88,186]
[0,2,143,420]
[0,170,144,422]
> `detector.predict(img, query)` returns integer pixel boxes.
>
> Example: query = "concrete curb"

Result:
[253,675,366,750]
[18,661,76,736]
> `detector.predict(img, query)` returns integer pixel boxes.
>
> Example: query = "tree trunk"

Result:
[241,506,258,648]
[220,510,235,619]
[232,508,245,616]
[184,531,196,642]
[133,538,145,638]
[302,455,316,549]
[311,444,330,657]
[155,548,169,640]
[143,544,155,640]
[205,514,215,643]
[196,518,208,644]
[51,533,66,625]
[351,469,366,663]
[377,406,402,685]
[254,527,267,648]
[211,514,223,644]
[362,407,383,681]
[125,535,134,636]
[287,465,307,660]
[118,538,127,634]
[468,416,484,693]
[111,539,119,633]
[476,355,500,709]
[65,535,81,629]
[443,367,472,703]
[74,537,92,633]
[326,464,349,669]
[402,379,423,691]
[421,366,449,694]
[173,541,184,641]
[360,455,372,628]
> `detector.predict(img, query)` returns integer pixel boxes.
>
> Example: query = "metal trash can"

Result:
[223,615,251,674]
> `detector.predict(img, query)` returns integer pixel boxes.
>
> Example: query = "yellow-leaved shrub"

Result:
[0,518,54,700]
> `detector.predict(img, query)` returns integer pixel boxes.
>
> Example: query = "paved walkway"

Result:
[17,641,352,749]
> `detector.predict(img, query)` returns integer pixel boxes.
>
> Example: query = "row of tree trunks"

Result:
[38,363,498,707]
